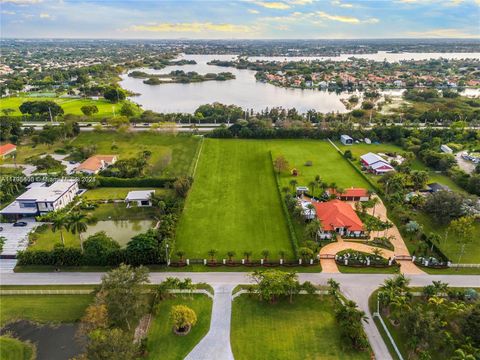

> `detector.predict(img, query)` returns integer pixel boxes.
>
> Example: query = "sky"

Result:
[0,0,479,39]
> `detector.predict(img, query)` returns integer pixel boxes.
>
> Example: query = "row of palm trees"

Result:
[50,212,89,250]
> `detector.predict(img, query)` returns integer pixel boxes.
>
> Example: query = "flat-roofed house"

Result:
[312,199,365,239]
[0,180,79,220]
[75,155,117,175]
[125,190,155,207]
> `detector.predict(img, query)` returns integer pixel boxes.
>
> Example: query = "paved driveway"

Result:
[0,219,40,256]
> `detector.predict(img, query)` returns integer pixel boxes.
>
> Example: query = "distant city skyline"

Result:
[0,0,479,39]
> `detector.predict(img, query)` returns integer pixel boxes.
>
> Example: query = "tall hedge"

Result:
[97,176,174,188]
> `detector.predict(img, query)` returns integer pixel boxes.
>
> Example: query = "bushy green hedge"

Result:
[97,176,174,188]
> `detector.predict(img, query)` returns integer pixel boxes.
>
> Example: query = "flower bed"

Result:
[335,249,395,268]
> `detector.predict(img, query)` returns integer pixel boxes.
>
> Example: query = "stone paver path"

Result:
[319,196,425,275]
[184,284,235,360]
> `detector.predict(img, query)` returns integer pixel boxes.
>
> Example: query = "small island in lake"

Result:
[129,70,236,85]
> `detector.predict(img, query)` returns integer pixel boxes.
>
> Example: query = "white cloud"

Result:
[251,1,291,10]
[1,9,16,14]
[406,28,479,38]
[0,0,42,4]
[39,12,51,18]
[331,0,355,8]
[248,8,260,13]
[128,22,257,33]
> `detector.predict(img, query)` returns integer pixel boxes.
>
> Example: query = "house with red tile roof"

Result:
[0,143,17,159]
[312,199,365,239]
[325,187,370,202]
[75,155,117,175]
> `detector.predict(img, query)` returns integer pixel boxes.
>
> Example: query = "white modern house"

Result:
[340,135,353,145]
[0,180,79,220]
[125,190,155,207]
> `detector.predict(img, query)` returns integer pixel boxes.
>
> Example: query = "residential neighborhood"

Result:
[1,4,479,360]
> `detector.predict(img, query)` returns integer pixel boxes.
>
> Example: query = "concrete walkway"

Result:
[184,284,235,360]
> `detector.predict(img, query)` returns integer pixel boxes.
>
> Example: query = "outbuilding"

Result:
[340,135,353,145]
[125,190,155,207]
[440,144,453,154]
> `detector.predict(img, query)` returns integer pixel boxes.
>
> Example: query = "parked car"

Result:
[13,221,28,227]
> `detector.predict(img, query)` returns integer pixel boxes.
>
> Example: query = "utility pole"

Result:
[48,107,53,122]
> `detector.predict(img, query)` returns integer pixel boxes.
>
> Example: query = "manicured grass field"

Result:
[338,265,400,274]
[1,294,93,326]
[0,336,35,360]
[176,139,292,260]
[29,225,80,250]
[0,96,136,118]
[146,295,212,360]
[82,187,171,200]
[71,132,200,177]
[271,140,372,193]
[231,295,371,360]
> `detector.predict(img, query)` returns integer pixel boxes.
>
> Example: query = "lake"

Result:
[120,52,480,114]
[84,220,154,247]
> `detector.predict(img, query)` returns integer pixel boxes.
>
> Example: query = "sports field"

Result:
[176,139,292,260]
[0,96,137,118]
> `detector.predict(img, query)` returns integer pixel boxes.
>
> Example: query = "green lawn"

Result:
[0,142,62,165]
[176,139,292,260]
[71,132,200,177]
[231,295,371,360]
[409,212,480,264]
[82,187,171,201]
[146,295,212,360]
[0,96,136,119]
[86,202,157,221]
[29,224,80,250]
[336,141,465,192]
[1,294,93,326]
[271,140,372,193]
[0,336,35,360]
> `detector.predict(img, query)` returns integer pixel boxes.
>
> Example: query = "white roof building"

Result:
[125,190,155,207]
[0,180,79,219]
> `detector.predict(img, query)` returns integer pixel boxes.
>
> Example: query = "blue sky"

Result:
[1,0,479,39]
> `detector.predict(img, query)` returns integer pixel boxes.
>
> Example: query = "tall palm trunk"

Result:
[60,230,65,246]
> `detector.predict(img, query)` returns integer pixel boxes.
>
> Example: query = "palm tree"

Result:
[51,213,67,246]
[370,197,380,216]
[261,249,270,261]
[66,212,88,251]
[243,251,252,263]
[281,186,290,195]
[308,181,316,197]
[207,249,217,262]
[278,250,286,260]
[227,251,236,262]
[289,179,298,193]
[372,248,383,258]
[176,250,185,262]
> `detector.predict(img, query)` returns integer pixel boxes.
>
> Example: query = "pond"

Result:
[1,321,83,360]
[120,52,480,114]
[85,219,155,247]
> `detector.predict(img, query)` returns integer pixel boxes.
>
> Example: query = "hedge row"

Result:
[97,176,175,188]
[16,247,163,267]
[269,151,299,258]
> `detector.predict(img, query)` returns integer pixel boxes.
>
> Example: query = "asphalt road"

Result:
[1,271,478,360]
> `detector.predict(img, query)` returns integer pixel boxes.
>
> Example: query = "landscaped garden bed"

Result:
[335,249,397,268]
